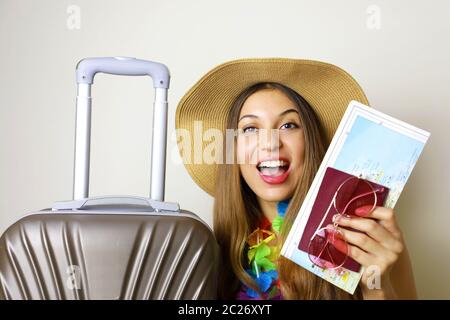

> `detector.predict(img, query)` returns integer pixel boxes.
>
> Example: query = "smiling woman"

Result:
[235,84,312,221]
[219,82,330,299]
[175,58,417,300]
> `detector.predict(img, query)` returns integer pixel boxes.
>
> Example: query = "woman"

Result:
[175,58,417,300]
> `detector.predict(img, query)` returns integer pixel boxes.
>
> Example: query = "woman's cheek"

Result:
[286,135,306,185]
[236,137,258,165]
[292,159,305,187]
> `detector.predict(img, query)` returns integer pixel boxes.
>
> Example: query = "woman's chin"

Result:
[255,187,293,203]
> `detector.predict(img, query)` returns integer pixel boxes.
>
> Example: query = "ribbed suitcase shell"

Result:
[0,209,218,300]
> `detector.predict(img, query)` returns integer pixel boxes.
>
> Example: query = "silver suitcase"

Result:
[0,57,219,300]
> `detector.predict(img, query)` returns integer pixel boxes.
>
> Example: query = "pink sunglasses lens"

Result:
[308,227,348,269]
[335,179,376,216]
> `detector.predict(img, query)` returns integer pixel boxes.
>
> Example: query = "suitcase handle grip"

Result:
[76,57,170,88]
[73,57,170,201]
[53,196,179,212]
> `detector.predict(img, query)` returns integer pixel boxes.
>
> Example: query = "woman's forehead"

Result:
[239,89,298,119]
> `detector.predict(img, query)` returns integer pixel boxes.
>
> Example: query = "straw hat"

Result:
[175,58,369,196]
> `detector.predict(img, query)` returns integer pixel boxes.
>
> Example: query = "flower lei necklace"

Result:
[241,199,289,299]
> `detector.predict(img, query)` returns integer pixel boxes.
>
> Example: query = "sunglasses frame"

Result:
[307,174,380,271]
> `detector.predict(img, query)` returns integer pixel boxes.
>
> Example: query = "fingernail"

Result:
[355,205,373,217]
[327,232,336,243]
[326,227,337,237]
[332,214,350,223]
[326,228,343,242]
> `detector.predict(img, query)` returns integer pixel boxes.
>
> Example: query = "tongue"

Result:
[260,166,287,177]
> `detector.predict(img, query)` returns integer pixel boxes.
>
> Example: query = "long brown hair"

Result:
[213,82,362,299]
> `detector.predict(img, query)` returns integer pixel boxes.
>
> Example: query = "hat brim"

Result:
[175,58,369,196]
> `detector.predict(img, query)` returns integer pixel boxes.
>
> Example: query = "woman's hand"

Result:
[331,205,405,299]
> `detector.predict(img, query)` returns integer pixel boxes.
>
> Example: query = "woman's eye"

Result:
[280,122,299,130]
[242,126,258,134]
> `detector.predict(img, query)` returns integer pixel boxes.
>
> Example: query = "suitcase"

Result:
[0,57,219,300]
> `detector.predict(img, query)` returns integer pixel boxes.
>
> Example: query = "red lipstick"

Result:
[257,157,291,185]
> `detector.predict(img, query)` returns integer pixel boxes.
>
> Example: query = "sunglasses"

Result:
[307,174,384,271]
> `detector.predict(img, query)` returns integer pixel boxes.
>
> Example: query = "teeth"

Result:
[258,160,288,168]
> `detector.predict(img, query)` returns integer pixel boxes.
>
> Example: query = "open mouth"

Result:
[257,160,290,176]
[256,159,291,184]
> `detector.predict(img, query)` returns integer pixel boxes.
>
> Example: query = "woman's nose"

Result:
[259,129,282,152]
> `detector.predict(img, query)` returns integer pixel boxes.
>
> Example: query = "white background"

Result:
[1,0,449,299]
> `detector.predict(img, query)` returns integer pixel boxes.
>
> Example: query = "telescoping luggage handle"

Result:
[57,57,178,212]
